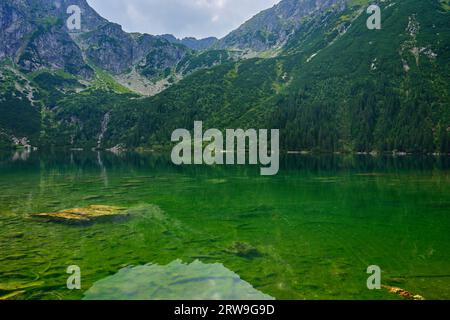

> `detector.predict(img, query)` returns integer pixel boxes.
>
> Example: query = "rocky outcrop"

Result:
[159,34,218,51]
[138,39,189,78]
[82,23,136,74]
[18,23,94,78]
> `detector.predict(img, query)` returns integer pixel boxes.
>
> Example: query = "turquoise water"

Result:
[0,151,449,300]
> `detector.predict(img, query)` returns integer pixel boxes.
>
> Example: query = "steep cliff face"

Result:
[0,0,103,78]
[77,24,191,76]
[18,22,94,78]
[0,0,192,80]
[0,1,34,60]
[80,22,136,74]
[0,0,106,57]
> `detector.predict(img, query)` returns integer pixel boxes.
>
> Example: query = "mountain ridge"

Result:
[158,34,218,51]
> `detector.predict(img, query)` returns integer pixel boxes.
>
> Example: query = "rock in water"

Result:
[83,260,274,300]
[32,205,127,224]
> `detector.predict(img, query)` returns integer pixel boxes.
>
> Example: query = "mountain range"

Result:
[0,0,449,153]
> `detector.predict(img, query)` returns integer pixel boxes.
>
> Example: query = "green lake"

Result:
[0,151,449,300]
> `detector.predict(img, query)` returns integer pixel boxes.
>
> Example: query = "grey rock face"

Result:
[18,0,106,32]
[18,24,94,78]
[80,24,191,75]
[0,0,190,79]
[0,1,34,60]
[82,22,136,74]
[1,0,101,77]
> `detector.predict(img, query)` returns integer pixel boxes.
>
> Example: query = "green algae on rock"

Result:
[32,205,128,224]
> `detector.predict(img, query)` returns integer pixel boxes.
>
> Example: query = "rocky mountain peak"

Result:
[217,0,346,51]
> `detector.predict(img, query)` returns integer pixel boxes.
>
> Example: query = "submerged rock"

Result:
[382,285,425,300]
[226,242,262,259]
[32,205,127,224]
[83,260,273,300]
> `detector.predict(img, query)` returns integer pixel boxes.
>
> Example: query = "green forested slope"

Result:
[271,0,450,152]
[103,0,449,153]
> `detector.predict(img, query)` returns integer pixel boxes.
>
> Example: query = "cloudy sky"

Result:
[87,0,280,39]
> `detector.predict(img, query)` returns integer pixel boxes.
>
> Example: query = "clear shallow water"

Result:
[0,151,449,300]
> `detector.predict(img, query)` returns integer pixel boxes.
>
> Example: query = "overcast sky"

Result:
[87,0,280,39]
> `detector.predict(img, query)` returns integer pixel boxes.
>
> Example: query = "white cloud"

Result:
[87,0,280,39]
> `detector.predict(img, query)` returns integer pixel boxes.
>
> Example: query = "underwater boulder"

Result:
[32,205,128,224]
[83,260,274,300]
